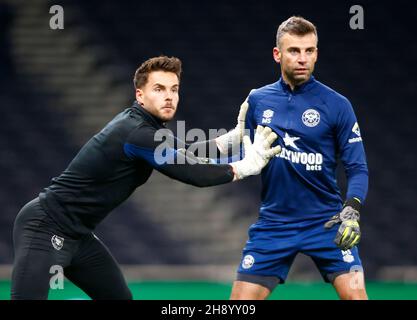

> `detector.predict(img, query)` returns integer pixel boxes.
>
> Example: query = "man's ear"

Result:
[136,88,144,105]
[273,47,281,64]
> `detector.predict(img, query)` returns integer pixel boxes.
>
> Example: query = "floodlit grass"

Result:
[1,280,417,300]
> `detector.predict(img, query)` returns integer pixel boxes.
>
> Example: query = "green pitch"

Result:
[1,281,416,300]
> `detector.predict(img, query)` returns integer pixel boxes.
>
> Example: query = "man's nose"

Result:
[297,52,308,64]
[165,91,173,100]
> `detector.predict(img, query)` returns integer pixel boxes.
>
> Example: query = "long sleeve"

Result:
[123,124,234,187]
[335,98,369,203]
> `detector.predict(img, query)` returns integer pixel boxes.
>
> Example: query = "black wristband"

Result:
[344,198,361,211]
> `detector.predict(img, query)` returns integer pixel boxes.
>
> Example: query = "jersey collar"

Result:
[132,101,166,127]
[277,75,316,94]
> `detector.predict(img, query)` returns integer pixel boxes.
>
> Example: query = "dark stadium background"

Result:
[0,0,416,299]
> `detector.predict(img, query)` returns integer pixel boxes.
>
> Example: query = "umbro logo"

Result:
[262,109,274,124]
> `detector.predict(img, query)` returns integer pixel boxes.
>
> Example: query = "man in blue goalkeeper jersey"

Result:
[231,16,369,300]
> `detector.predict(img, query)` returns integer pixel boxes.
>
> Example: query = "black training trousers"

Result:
[11,198,132,300]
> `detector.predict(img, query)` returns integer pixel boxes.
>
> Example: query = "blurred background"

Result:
[0,0,416,299]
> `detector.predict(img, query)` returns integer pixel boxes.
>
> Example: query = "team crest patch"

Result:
[342,250,355,263]
[302,109,320,127]
[51,235,64,250]
[242,255,255,269]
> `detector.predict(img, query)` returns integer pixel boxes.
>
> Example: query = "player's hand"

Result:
[215,91,253,155]
[231,125,281,180]
[324,198,361,250]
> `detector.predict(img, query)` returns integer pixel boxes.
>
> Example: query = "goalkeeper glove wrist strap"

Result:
[344,197,361,212]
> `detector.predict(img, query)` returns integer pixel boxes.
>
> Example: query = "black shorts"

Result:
[11,198,132,300]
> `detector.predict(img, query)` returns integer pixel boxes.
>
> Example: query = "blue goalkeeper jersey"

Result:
[246,76,368,222]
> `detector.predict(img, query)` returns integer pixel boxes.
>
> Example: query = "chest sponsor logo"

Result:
[302,109,320,127]
[283,132,300,150]
[261,109,274,124]
[279,132,323,171]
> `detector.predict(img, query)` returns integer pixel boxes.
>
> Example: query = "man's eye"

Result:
[172,88,179,93]
[154,88,161,92]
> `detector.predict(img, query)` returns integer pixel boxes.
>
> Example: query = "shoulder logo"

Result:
[349,122,363,143]
[51,235,64,250]
[262,109,274,124]
[302,109,320,127]
[352,122,361,137]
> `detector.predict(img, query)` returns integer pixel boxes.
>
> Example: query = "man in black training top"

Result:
[11,56,281,300]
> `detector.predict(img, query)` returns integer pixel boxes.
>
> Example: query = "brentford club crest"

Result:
[51,235,64,250]
[242,255,255,269]
[302,109,320,127]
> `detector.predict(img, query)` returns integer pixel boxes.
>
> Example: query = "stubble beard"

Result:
[284,68,312,88]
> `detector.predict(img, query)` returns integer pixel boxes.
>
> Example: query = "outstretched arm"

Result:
[124,123,280,187]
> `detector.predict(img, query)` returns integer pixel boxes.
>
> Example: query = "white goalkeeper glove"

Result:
[215,90,254,155]
[231,126,281,180]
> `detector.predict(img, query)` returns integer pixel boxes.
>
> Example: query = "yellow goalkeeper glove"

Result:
[324,198,361,250]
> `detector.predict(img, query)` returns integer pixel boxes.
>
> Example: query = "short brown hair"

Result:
[133,56,182,89]
[276,16,318,47]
